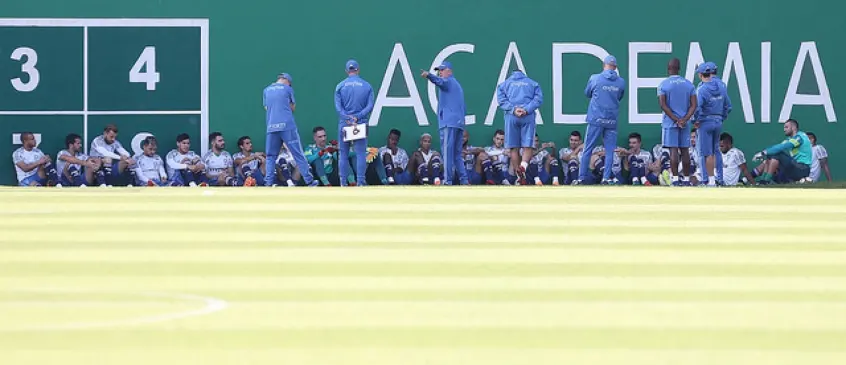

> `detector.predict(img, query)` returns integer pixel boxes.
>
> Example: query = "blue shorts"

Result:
[19,174,46,187]
[662,126,691,148]
[696,120,722,157]
[504,116,535,149]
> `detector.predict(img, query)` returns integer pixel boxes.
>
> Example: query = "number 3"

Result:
[10,47,40,92]
[130,46,160,91]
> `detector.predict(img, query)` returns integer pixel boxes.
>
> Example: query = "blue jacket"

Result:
[497,71,543,124]
[263,83,297,132]
[426,73,466,130]
[694,79,732,122]
[585,70,626,127]
[334,75,374,126]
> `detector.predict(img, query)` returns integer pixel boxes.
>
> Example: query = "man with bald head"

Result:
[657,58,697,186]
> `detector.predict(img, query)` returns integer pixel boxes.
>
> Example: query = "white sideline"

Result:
[0,290,228,331]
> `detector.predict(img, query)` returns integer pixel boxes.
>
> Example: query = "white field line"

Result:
[0,289,228,332]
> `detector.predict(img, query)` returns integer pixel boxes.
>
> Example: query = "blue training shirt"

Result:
[657,75,696,129]
[334,75,375,126]
[263,82,297,133]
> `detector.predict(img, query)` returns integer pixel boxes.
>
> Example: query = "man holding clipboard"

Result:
[334,59,375,187]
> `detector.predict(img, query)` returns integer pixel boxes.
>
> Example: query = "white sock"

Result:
[520,161,528,170]
[641,177,647,184]
[552,176,559,184]
[387,176,395,183]
[708,176,716,185]
[286,179,295,187]
[672,176,679,182]
[534,176,542,184]
[189,181,198,187]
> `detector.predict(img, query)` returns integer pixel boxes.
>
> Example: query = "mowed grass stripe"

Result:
[6,349,846,365]
[2,232,842,245]
[2,328,845,351]
[4,241,846,252]
[5,276,846,292]
[4,217,845,230]
[4,290,845,303]
[7,201,846,214]
[3,262,846,277]
[4,249,846,265]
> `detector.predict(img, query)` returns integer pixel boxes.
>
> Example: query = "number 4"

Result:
[129,46,160,91]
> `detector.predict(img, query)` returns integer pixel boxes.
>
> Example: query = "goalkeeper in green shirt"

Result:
[752,119,812,184]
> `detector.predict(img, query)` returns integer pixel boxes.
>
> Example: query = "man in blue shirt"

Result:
[421,61,468,185]
[694,62,732,186]
[657,58,697,186]
[577,55,626,185]
[262,73,317,187]
[334,59,375,187]
[497,69,543,185]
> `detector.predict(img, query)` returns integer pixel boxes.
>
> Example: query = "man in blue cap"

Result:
[658,58,697,186]
[421,61,468,185]
[496,69,544,185]
[335,59,375,187]
[694,62,732,186]
[263,73,317,187]
[577,55,626,185]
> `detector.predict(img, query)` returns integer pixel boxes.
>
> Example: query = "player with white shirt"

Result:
[233,136,264,187]
[589,145,622,185]
[12,132,60,187]
[558,131,584,185]
[166,133,206,187]
[807,132,832,183]
[133,136,173,186]
[57,133,105,187]
[650,143,673,185]
[408,133,443,185]
[687,130,702,185]
[484,129,512,185]
[528,134,561,186]
[202,132,239,186]
[620,133,659,185]
[378,129,412,185]
[89,124,135,186]
[462,130,494,185]
[719,133,755,186]
[274,143,299,186]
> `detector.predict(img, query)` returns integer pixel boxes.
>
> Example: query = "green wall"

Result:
[1,0,843,184]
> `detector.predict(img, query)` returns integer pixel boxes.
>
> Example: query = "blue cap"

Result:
[278,73,292,83]
[434,61,452,71]
[346,59,359,72]
[696,63,715,74]
[705,61,718,74]
[604,55,617,67]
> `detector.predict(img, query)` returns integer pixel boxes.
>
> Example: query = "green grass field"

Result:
[2,186,846,364]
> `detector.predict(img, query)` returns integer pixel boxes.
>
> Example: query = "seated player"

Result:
[273,143,299,187]
[807,132,832,183]
[378,129,412,185]
[620,132,658,185]
[527,134,560,186]
[408,133,443,185]
[558,131,584,185]
[57,133,105,187]
[686,130,701,185]
[233,136,264,187]
[462,130,494,185]
[89,124,135,186]
[348,146,389,186]
[202,132,240,186]
[304,126,341,186]
[752,119,812,185]
[12,131,59,187]
[133,136,174,186]
[719,133,755,186]
[484,129,513,185]
[166,133,207,187]
[650,143,673,185]
[589,145,623,185]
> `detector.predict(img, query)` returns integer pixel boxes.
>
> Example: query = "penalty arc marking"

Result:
[0,289,229,332]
